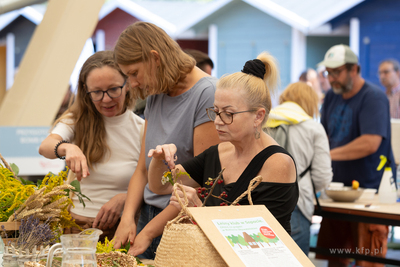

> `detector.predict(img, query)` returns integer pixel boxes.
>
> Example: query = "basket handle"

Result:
[168,183,195,225]
[168,176,262,225]
[230,176,262,206]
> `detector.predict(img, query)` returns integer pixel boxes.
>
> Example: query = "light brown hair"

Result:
[114,22,196,98]
[279,82,319,117]
[217,52,279,125]
[54,51,133,168]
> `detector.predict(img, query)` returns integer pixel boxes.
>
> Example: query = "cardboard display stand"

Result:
[189,205,315,267]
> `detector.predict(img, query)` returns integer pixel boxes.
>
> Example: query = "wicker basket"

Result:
[154,177,262,267]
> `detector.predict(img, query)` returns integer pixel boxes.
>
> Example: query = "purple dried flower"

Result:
[16,215,56,252]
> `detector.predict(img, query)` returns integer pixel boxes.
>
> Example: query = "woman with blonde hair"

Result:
[265,81,332,254]
[126,52,299,257]
[39,50,145,240]
[112,22,220,259]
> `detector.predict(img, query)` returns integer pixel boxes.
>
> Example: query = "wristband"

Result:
[54,140,69,160]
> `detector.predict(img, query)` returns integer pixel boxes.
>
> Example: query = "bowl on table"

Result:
[325,186,364,202]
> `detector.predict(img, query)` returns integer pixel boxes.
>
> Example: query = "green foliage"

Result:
[10,163,19,176]
[68,180,91,208]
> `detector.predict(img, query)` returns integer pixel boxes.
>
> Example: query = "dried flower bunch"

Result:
[14,215,55,251]
[0,154,88,233]
[8,183,73,222]
[0,163,35,222]
[5,169,80,232]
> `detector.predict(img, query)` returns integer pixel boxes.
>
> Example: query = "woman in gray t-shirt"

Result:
[112,22,220,259]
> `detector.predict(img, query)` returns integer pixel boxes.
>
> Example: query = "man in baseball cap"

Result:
[317,44,359,96]
[318,44,358,68]
[316,44,394,266]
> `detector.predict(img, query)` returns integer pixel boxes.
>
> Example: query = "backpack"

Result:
[266,124,311,179]
[266,123,321,209]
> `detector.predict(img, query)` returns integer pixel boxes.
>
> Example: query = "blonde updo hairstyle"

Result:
[114,22,196,99]
[279,82,320,118]
[217,52,279,125]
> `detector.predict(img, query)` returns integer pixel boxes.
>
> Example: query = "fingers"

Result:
[64,145,89,181]
[113,234,126,250]
[128,246,136,255]
[130,246,146,257]
[113,223,136,249]
[130,233,153,257]
[98,216,108,230]
[128,231,136,245]
[104,214,117,230]
[148,144,177,169]
[109,216,119,230]
[81,161,89,179]
[92,210,103,229]
[170,185,201,208]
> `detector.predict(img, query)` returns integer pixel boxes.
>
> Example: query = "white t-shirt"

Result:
[52,110,144,218]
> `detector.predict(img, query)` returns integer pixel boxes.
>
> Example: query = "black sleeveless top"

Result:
[182,145,299,234]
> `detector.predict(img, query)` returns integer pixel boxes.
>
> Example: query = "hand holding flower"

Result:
[148,144,177,170]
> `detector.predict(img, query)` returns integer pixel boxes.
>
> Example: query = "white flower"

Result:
[161,174,169,185]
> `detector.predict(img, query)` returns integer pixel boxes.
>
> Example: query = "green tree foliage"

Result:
[237,235,249,248]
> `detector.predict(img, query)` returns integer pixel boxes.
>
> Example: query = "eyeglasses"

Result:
[206,107,256,125]
[86,80,126,102]
[326,66,347,79]
[378,69,393,76]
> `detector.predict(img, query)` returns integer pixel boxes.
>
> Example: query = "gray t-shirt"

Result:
[143,76,217,209]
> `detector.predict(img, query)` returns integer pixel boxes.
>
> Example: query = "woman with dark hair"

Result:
[39,50,144,241]
[112,22,220,259]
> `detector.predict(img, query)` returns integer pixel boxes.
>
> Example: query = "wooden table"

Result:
[311,195,400,265]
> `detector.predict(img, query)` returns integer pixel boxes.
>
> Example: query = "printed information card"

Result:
[212,217,302,267]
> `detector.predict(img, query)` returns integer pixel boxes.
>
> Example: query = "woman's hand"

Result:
[148,144,177,170]
[93,193,126,230]
[128,231,153,256]
[113,216,137,250]
[169,184,202,210]
[64,144,90,181]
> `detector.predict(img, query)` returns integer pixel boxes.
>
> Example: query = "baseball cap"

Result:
[318,44,358,68]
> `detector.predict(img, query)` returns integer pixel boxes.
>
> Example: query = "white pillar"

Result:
[208,24,218,77]
[6,32,15,90]
[95,29,105,52]
[350,18,360,56]
[291,28,306,83]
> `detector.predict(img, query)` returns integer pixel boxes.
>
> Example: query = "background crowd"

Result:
[37,18,399,267]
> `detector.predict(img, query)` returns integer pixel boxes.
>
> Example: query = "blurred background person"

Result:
[265,82,332,255]
[299,68,324,105]
[184,49,214,75]
[378,59,400,118]
[317,44,393,267]
[317,65,331,96]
